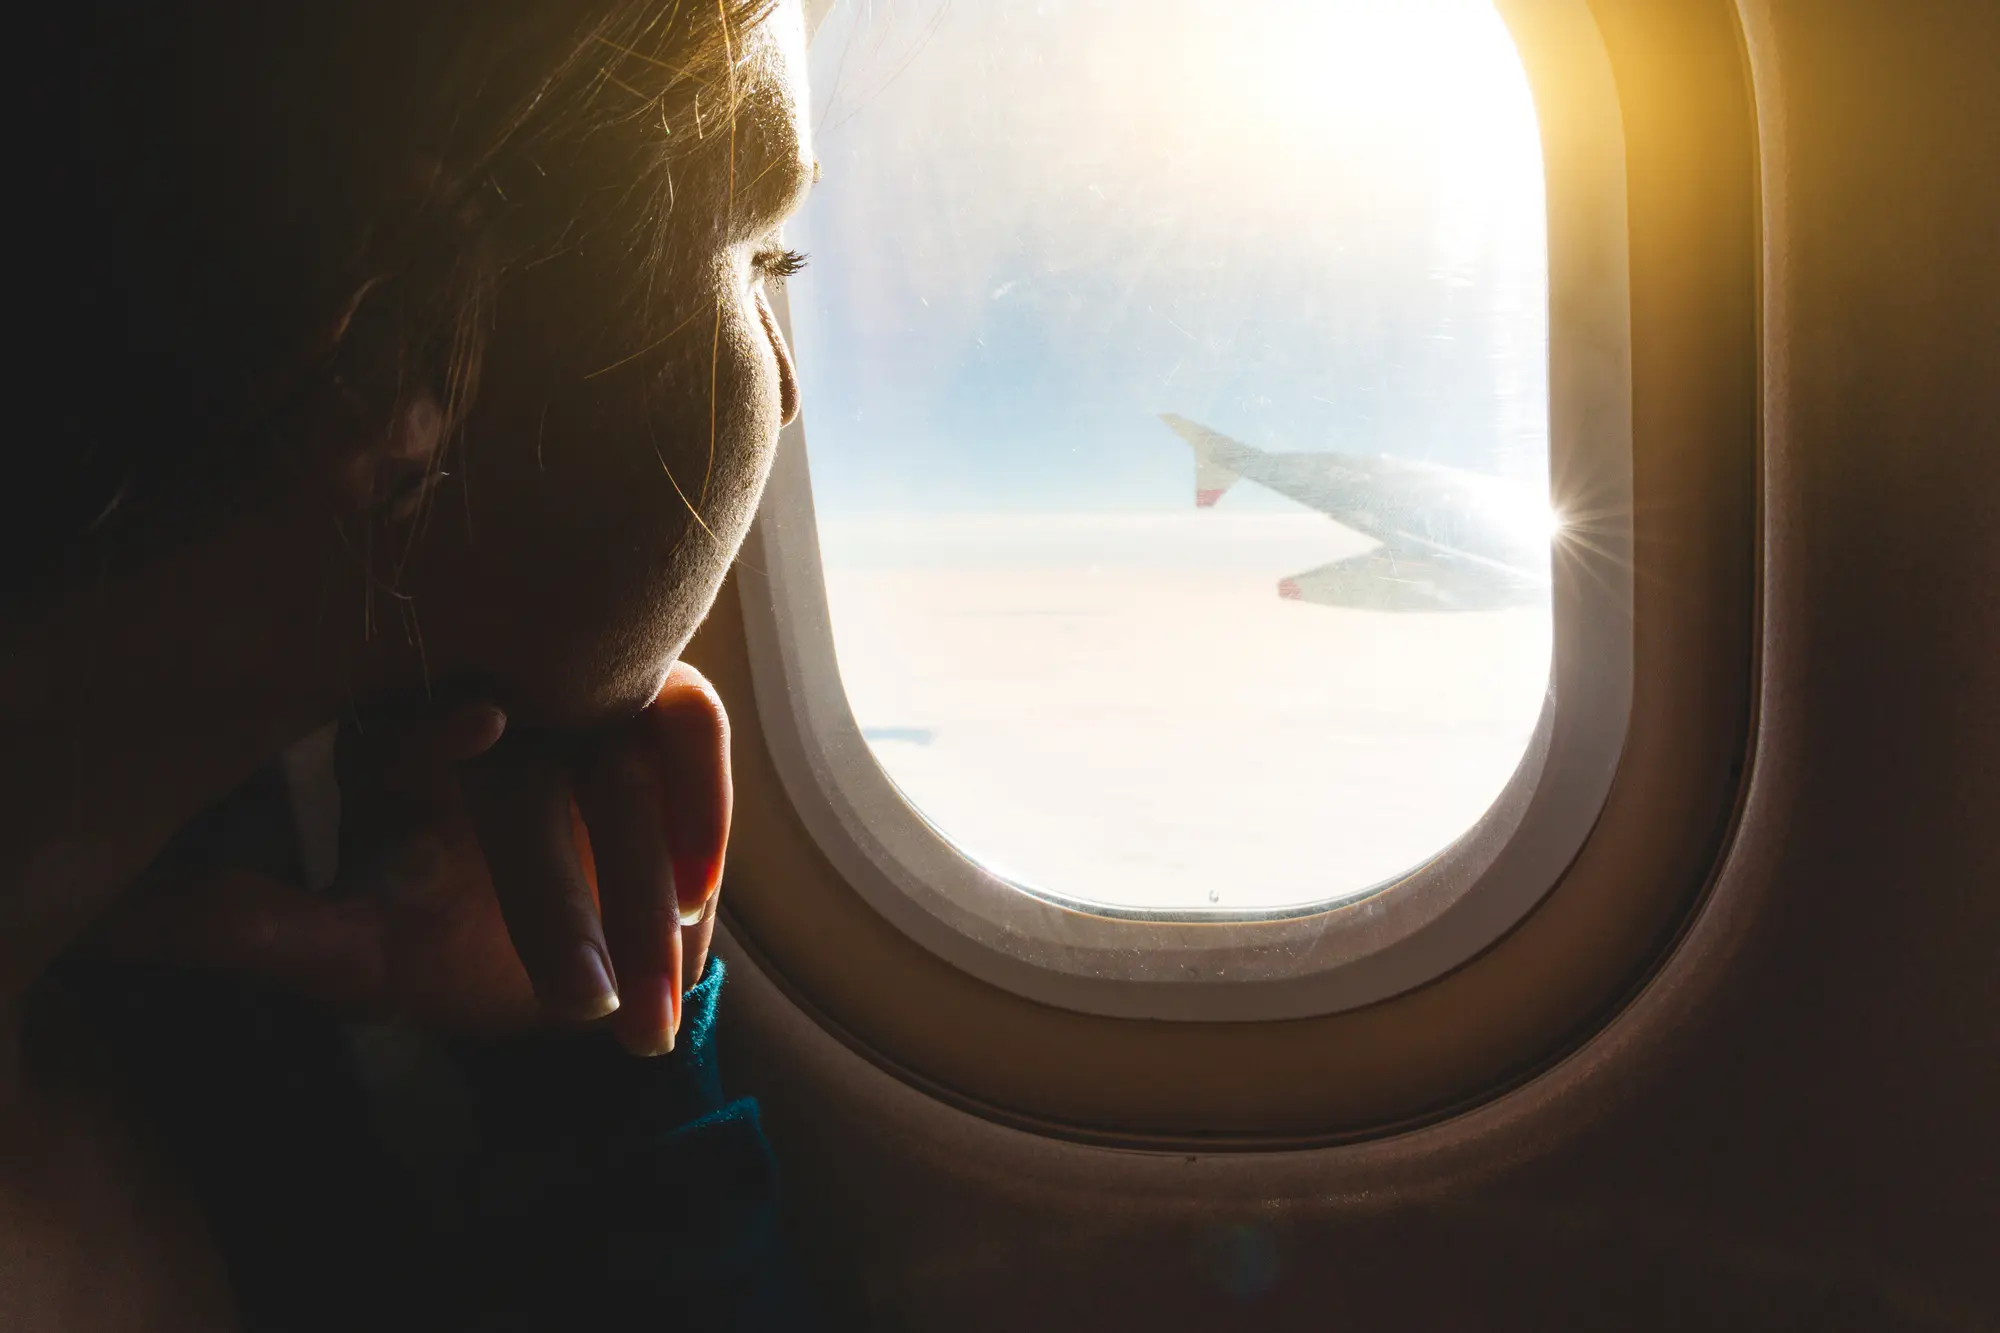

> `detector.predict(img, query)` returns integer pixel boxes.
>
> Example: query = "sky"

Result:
[778,0,1556,912]
[786,0,1550,518]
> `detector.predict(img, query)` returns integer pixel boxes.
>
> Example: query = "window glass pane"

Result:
[788,0,1553,913]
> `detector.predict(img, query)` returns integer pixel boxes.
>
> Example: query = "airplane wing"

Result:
[1277,547,1544,613]
[1160,413,1405,531]
[1160,412,1553,611]
[1160,412,1473,555]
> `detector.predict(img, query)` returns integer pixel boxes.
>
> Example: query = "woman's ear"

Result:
[303,277,452,525]
[362,391,448,522]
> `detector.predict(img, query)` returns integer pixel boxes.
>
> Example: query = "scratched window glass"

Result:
[786,0,1557,912]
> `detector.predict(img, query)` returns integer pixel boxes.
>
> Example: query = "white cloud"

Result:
[821,513,1550,911]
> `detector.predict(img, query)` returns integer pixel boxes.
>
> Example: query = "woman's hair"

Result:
[19,0,776,599]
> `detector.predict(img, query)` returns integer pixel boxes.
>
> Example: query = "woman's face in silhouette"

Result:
[375,2,814,730]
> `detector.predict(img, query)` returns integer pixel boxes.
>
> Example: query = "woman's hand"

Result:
[450,665,731,1053]
[79,664,731,1057]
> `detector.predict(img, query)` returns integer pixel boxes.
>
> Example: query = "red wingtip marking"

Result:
[1196,489,1225,508]
[1277,578,1302,600]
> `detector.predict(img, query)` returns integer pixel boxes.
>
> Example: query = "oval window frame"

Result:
[693,0,1760,1142]
[739,0,1631,1022]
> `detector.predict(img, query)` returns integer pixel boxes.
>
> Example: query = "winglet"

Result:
[1159,413,1242,510]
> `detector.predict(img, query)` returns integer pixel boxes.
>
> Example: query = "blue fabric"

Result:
[447,958,816,1331]
[63,955,816,1332]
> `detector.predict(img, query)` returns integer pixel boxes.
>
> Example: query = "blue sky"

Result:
[784,0,1550,519]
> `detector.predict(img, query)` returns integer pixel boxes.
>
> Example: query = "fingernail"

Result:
[677,891,716,927]
[627,975,678,1057]
[658,972,680,1055]
[567,944,620,1020]
[467,701,508,733]
[452,703,508,756]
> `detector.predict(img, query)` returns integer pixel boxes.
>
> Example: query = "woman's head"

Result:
[42,0,813,726]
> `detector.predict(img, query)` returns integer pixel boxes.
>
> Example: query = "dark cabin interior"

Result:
[8,1,1994,1330]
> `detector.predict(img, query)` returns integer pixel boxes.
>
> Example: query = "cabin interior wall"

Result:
[713,0,2000,1327]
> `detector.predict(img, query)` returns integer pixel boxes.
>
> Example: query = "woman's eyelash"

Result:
[754,247,810,282]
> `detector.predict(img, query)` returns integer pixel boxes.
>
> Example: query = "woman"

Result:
[4,0,818,1326]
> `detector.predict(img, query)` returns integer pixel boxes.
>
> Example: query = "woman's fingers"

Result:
[571,735,681,1056]
[621,661,730,1005]
[383,702,508,781]
[457,739,620,1023]
[346,700,507,808]
[553,664,728,1054]
[639,663,733,922]
[337,701,507,891]
[138,677,723,1051]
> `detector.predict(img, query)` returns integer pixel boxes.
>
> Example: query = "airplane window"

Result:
[783,0,1553,915]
